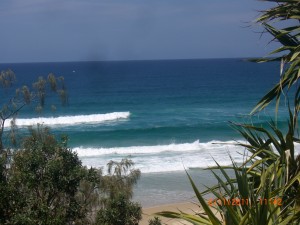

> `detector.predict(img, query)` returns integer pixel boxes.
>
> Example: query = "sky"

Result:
[0,0,276,63]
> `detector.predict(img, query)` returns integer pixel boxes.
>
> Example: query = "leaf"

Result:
[186,171,222,225]
[156,211,212,225]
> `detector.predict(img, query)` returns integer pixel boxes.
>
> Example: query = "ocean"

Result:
[0,58,295,206]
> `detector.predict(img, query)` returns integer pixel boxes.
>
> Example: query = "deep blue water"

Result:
[0,58,288,173]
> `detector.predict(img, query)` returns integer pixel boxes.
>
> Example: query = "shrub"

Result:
[3,126,98,224]
[95,193,142,225]
[148,216,163,225]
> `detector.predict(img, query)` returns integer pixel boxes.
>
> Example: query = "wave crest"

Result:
[4,112,130,127]
[73,140,204,156]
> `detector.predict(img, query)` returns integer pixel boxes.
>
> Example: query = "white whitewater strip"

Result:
[75,140,246,173]
[73,140,241,157]
[76,141,300,174]
[4,112,130,127]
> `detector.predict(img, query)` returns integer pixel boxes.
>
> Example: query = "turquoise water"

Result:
[1,58,295,205]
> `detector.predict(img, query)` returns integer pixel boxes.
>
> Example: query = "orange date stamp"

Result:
[208,198,282,206]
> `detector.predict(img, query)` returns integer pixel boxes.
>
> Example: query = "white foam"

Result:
[76,141,300,174]
[75,140,247,173]
[4,112,130,127]
[73,140,240,156]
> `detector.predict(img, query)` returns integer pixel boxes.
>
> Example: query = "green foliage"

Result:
[96,159,142,225]
[148,217,163,225]
[0,69,15,88]
[0,125,142,224]
[0,155,11,224]
[1,126,95,224]
[0,71,72,224]
[95,193,142,225]
[75,168,103,224]
[0,70,67,151]
[251,0,300,114]
[101,158,141,201]
[157,155,300,224]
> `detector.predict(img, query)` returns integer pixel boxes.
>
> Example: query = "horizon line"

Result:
[0,56,262,65]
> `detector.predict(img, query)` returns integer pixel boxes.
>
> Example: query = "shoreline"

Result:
[133,170,214,208]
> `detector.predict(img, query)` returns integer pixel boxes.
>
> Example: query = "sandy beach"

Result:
[140,202,204,225]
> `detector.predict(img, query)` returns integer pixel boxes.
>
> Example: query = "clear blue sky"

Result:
[0,0,275,63]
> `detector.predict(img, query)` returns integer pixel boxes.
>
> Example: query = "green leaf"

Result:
[186,171,222,225]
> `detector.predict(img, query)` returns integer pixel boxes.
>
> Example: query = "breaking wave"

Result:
[75,140,300,173]
[74,140,247,173]
[4,112,130,127]
[73,140,240,156]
